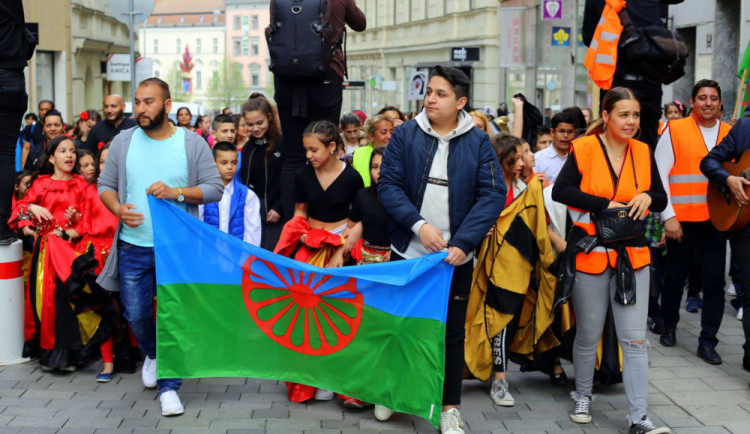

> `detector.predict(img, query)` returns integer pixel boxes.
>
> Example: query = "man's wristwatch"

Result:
[176,187,185,203]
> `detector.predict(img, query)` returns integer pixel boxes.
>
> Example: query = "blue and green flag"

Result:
[149,197,453,426]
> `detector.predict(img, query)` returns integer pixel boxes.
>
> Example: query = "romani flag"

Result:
[148,197,453,427]
[739,38,750,106]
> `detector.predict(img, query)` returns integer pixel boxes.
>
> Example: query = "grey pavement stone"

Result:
[131,429,170,434]
[251,409,289,419]
[155,415,212,429]
[119,418,159,429]
[106,409,148,419]
[266,418,320,430]
[6,416,68,428]
[57,429,96,434]
[0,407,56,418]
[320,419,359,429]
[302,430,343,434]
[54,409,111,419]
[358,417,415,431]
[62,418,124,429]
[170,430,228,434]
[93,429,135,434]
[209,418,265,429]
[225,430,265,434]
[15,428,58,434]
[45,399,102,409]
[98,400,136,409]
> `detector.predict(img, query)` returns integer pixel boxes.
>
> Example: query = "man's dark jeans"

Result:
[0,68,27,227]
[731,230,750,356]
[661,221,726,348]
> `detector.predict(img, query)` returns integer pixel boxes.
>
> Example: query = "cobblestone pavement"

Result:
[1,301,749,434]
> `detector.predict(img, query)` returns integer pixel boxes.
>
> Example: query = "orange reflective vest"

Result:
[568,135,652,274]
[584,0,625,90]
[667,117,731,222]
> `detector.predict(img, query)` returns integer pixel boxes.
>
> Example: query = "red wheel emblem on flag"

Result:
[242,257,363,355]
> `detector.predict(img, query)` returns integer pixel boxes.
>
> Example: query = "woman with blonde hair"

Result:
[469,110,492,135]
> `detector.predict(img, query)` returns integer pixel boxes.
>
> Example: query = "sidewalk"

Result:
[1,301,749,434]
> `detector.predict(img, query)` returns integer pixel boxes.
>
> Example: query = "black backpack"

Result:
[266,0,342,78]
[617,8,688,85]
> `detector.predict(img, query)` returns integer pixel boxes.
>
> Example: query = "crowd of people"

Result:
[5,66,750,434]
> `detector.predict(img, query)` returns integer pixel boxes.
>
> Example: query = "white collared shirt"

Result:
[199,181,262,246]
[534,145,568,184]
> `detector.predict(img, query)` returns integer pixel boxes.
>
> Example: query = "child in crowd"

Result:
[98,142,110,174]
[13,170,33,202]
[274,120,363,404]
[200,142,261,246]
[211,114,237,145]
[78,149,98,184]
[378,105,406,127]
[659,100,686,135]
[352,114,394,187]
[535,126,553,151]
[340,112,362,157]
[239,93,284,251]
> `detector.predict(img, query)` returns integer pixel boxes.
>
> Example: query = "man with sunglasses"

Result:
[534,110,579,184]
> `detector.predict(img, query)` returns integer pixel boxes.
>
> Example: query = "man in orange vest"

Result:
[654,79,731,364]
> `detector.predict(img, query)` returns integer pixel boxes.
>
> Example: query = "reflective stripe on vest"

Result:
[583,0,625,90]
[668,117,731,222]
[568,135,652,274]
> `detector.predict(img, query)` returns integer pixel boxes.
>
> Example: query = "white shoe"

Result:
[159,390,184,416]
[490,379,515,406]
[142,356,157,389]
[374,404,394,421]
[439,408,465,434]
[728,287,737,297]
[738,307,744,321]
[313,388,334,401]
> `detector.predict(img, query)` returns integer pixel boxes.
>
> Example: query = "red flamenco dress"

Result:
[10,175,97,369]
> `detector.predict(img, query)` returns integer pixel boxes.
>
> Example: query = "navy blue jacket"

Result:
[701,117,750,233]
[378,118,507,255]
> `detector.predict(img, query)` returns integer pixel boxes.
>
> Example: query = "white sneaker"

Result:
[374,404,394,421]
[738,307,744,321]
[313,388,334,401]
[728,287,737,297]
[439,408,465,434]
[159,390,184,416]
[142,356,157,389]
[490,378,515,406]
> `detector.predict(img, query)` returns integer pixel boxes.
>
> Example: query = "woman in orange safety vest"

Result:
[552,87,671,434]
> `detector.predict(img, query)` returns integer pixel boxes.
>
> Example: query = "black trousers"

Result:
[274,69,343,222]
[391,251,472,406]
[661,221,726,347]
[0,68,27,226]
[601,76,662,150]
[731,230,750,355]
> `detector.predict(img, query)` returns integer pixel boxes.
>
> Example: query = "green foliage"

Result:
[206,56,249,111]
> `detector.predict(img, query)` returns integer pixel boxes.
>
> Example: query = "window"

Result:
[176,38,181,53]
[233,37,241,56]
[233,16,241,30]
[250,63,260,87]
[242,15,248,31]
[251,37,259,56]
[196,39,201,53]
[242,35,248,55]
[213,38,218,53]
[196,71,202,90]
[251,15,259,30]
[153,39,159,54]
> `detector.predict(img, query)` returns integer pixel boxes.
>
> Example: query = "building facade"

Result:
[225,0,271,95]
[140,0,226,107]
[23,0,134,121]
[344,0,501,115]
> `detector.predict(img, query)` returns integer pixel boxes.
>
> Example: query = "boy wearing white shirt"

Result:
[200,142,261,246]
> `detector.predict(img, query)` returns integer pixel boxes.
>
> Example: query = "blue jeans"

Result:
[118,240,182,393]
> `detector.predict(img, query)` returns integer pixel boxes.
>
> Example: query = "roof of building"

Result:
[146,0,226,26]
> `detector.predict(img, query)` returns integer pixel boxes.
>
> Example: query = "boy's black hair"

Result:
[691,79,721,100]
[377,105,406,121]
[212,141,238,159]
[549,110,578,129]
[537,125,552,136]
[561,106,587,132]
[304,120,344,154]
[212,114,235,131]
[429,65,470,100]
[25,113,38,122]
[139,77,171,100]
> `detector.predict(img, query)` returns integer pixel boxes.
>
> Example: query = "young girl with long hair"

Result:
[274,120,364,403]
[240,93,284,250]
[78,149,98,184]
[552,87,669,433]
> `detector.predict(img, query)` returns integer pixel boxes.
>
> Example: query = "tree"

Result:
[166,63,190,102]
[206,56,249,111]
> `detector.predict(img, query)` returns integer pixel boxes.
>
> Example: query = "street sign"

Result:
[451,47,480,62]
[108,0,155,25]
[343,81,366,89]
[407,70,427,101]
[106,54,131,81]
[499,7,524,67]
[551,27,571,46]
[542,0,562,21]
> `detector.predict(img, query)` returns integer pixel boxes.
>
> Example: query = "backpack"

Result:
[266,0,342,78]
[617,8,688,85]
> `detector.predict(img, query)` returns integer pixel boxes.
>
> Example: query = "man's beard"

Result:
[108,110,124,124]
[138,109,166,131]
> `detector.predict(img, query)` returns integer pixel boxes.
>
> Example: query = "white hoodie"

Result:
[395,110,476,263]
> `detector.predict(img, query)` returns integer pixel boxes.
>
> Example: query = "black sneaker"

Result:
[648,317,664,335]
[628,415,671,434]
[659,326,676,347]
[697,345,722,365]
